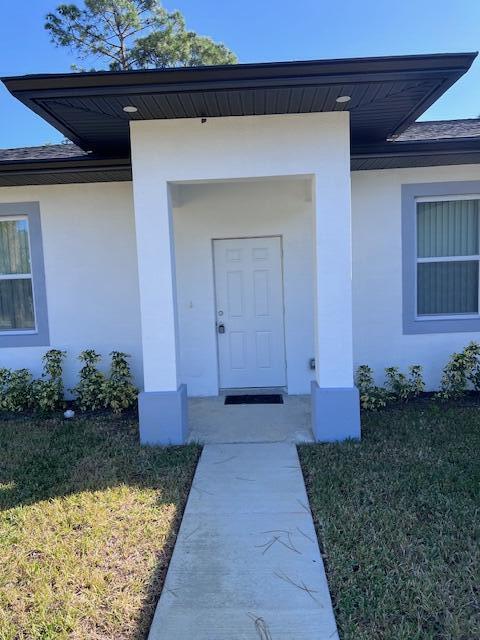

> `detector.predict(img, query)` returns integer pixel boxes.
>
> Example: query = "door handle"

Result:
[217,322,226,334]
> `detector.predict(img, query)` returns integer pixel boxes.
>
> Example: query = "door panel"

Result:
[214,237,286,388]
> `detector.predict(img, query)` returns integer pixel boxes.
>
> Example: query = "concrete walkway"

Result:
[188,394,314,444]
[148,443,338,639]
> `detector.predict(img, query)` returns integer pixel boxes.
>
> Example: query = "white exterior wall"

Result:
[130,112,354,397]
[0,182,142,388]
[3,124,476,398]
[0,150,480,395]
[352,163,480,388]
[173,179,315,396]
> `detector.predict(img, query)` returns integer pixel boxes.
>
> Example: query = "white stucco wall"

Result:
[173,178,315,396]
[130,111,354,394]
[352,163,480,388]
[0,182,142,389]
[3,132,478,397]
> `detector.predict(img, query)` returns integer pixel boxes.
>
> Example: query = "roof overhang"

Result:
[0,154,131,187]
[3,52,477,154]
[2,139,480,187]
[351,137,480,170]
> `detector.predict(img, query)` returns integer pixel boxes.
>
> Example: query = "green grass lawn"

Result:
[299,403,480,640]
[0,415,200,640]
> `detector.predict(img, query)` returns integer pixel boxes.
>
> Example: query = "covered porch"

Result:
[130,112,360,444]
[188,392,313,444]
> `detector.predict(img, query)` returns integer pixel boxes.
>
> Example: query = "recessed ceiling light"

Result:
[336,95,351,103]
[123,105,138,113]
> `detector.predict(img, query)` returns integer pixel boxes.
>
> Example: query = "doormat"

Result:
[224,394,284,405]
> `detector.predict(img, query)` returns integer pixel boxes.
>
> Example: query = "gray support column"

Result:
[139,385,188,446]
[131,174,187,445]
[311,165,361,441]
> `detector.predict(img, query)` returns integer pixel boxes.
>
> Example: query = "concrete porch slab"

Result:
[148,443,338,640]
[187,394,314,444]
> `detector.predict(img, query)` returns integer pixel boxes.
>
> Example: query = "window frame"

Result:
[402,181,480,334]
[415,194,480,321]
[0,202,49,347]
[0,215,37,335]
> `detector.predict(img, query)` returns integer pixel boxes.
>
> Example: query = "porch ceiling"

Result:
[3,53,476,155]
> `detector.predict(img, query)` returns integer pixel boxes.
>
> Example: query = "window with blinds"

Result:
[0,217,36,332]
[416,198,480,317]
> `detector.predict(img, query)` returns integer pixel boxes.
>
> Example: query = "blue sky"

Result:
[1,0,479,148]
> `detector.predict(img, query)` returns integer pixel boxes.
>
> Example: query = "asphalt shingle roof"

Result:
[0,143,88,163]
[394,118,480,142]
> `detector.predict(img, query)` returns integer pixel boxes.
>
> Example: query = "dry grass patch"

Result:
[0,415,200,639]
[299,403,480,640]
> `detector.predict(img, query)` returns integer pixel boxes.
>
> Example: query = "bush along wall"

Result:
[355,363,426,411]
[0,349,137,416]
[72,350,137,414]
[30,349,66,413]
[356,340,480,411]
[436,341,480,401]
[0,368,32,413]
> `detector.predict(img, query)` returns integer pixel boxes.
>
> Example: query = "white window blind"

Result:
[0,217,35,332]
[416,198,480,317]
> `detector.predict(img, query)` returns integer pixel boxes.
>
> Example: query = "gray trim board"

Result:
[311,382,361,441]
[402,181,480,334]
[139,385,188,445]
[0,202,50,347]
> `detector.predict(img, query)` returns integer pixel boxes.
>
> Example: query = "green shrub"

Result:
[437,341,480,401]
[0,349,137,416]
[30,349,66,413]
[73,349,106,411]
[409,365,426,396]
[0,367,32,412]
[102,351,137,414]
[463,341,480,391]
[385,365,425,403]
[355,365,388,411]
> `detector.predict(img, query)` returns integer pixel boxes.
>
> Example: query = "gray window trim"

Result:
[402,181,480,334]
[0,202,50,347]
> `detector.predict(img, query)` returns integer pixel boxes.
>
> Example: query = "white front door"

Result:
[213,237,286,389]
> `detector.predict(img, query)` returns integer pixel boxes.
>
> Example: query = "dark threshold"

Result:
[224,394,284,405]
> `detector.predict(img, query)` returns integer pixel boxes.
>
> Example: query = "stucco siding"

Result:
[173,179,315,396]
[352,163,480,388]
[130,112,353,400]
[0,182,142,388]
[2,156,480,396]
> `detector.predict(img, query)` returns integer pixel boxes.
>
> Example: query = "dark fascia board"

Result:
[3,52,477,91]
[352,137,480,159]
[0,155,130,175]
[2,52,477,151]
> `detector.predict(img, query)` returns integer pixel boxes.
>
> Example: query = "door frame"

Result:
[211,234,288,391]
